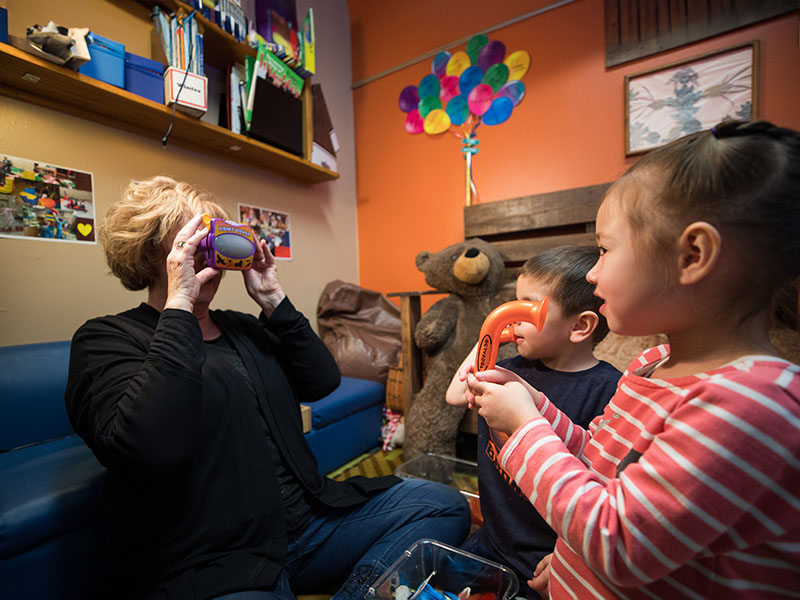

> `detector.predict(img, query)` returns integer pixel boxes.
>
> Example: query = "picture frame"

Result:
[624,41,759,156]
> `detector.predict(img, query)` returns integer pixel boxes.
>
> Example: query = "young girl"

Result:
[466,120,800,599]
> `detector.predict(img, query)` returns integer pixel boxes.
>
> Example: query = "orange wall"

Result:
[350,1,800,310]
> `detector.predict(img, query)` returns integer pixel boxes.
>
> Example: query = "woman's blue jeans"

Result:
[213,478,470,600]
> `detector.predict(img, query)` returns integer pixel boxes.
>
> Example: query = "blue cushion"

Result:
[305,403,383,474]
[0,435,106,559]
[0,341,73,450]
[310,376,385,429]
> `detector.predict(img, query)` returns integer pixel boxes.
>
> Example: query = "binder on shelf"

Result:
[248,76,303,157]
[227,62,246,134]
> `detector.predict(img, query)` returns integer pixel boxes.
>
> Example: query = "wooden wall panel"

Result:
[605,0,797,67]
[464,183,611,268]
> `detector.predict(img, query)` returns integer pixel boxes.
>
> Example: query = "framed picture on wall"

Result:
[238,203,292,260]
[624,41,759,156]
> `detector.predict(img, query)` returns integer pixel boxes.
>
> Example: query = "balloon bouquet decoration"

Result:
[398,34,530,206]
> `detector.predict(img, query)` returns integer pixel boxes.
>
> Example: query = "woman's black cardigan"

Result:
[65,297,398,599]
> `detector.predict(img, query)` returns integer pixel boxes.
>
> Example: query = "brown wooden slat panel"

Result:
[620,0,640,46]
[670,0,687,31]
[640,0,657,41]
[687,0,710,28]
[606,0,796,67]
[656,1,671,36]
[605,0,621,48]
[489,232,597,263]
[464,183,611,238]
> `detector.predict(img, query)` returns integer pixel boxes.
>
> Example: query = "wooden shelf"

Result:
[0,42,339,184]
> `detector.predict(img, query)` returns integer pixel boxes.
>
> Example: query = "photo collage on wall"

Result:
[239,203,292,260]
[0,153,96,243]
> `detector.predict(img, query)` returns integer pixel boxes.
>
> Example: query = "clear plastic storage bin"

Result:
[395,453,479,499]
[365,539,518,600]
[395,452,482,528]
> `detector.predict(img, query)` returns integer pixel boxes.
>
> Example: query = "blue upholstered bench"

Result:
[0,341,384,599]
[304,376,386,475]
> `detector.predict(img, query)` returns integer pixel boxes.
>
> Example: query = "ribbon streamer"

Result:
[461,137,479,206]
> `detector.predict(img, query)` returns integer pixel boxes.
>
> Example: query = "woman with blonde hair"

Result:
[66,176,470,600]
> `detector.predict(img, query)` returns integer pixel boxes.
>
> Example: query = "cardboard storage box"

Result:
[79,33,125,88]
[164,67,208,117]
[365,539,518,600]
[125,52,164,104]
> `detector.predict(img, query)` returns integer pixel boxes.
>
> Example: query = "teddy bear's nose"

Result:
[454,248,490,284]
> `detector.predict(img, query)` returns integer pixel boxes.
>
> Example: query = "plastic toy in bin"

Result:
[198,213,256,270]
[366,539,518,600]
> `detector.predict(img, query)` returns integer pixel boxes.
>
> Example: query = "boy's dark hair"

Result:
[618,119,800,321]
[519,245,608,343]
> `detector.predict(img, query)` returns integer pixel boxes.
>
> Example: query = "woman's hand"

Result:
[243,238,286,317]
[164,215,218,312]
[467,369,542,435]
[529,553,552,598]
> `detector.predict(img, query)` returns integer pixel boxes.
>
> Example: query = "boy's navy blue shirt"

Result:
[464,355,620,596]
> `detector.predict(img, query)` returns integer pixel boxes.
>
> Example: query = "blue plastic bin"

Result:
[79,33,125,88]
[125,52,165,104]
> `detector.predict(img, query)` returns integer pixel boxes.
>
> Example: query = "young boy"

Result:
[446,245,620,598]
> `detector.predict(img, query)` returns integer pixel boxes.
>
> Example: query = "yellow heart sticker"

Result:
[77,223,93,237]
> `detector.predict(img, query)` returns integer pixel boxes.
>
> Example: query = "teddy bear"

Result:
[403,238,516,460]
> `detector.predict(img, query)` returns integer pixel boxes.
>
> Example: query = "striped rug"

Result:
[329,447,404,481]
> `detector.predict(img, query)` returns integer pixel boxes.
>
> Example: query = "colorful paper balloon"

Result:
[483,96,514,126]
[483,63,509,93]
[467,83,494,116]
[458,66,484,97]
[418,94,442,118]
[432,51,451,79]
[466,34,488,66]
[477,40,506,72]
[504,50,531,81]
[400,37,530,143]
[445,95,469,126]
[446,51,470,77]
[424,108,451,135]
[405,109,424,134]
[418,74,440,99]
[440,76,460,104]
[496,80,525,106]
[399,85,419,113]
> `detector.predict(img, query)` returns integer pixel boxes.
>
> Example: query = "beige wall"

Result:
[0,0,358,346]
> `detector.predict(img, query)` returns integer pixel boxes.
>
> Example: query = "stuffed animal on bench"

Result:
[404,238,515,459]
